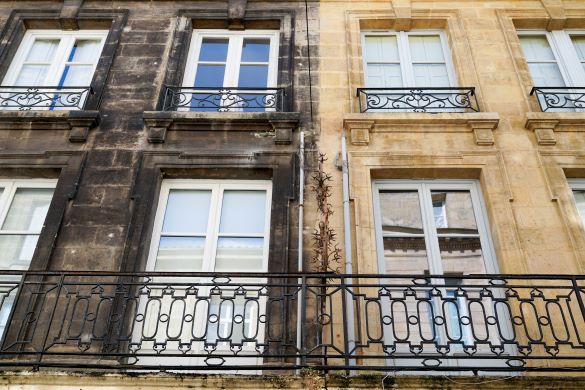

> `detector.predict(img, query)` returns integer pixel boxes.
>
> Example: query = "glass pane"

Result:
[69,39,101,63]
[364,36,399,62]
[219,190,266,234]
[413,63,450,87]
[378,191,424,235]
[409,35,445,62]
[238,65,269,88]
[61,65,94,86]
[14,65,49,86]
[25,39,59,62]
[0,234,38,269]
[383,236,429,274]
[199,38,229,62]
[572,36,585,61]
[431,191,478,234]
[519,36,556,61]
[154,236,205,272]
[161,190,212,233]
[573,190,585,228]
[214,237,264,271]
[0,293,15,338]
[2,188,54,231]
[241,39,270,62]
[439,236,486,274]
[194,64,225,88]
[527,63,565,87]
[365,64,402,88]
[207,294,259,344]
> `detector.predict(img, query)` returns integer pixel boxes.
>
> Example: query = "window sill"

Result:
[343,112,500,146]
[143,111,300,144]
[0,110,100,142]
[525,112,585,146]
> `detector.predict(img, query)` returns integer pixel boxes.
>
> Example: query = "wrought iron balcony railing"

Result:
[162,86,285,112]
[0,86,93,111]
[530,87,585,112]
[0,271,584,373]
[357,87,479,113]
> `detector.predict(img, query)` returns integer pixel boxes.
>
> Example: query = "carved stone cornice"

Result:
[525,112,585,146]
[0,110,100,143]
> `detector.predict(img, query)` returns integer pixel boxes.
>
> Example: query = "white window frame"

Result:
[360,30,458,87]
[182,29,280,89]
[147,179,272,273]
[518,29,585,87]
[568,180,585,230]
[2,30,108,87]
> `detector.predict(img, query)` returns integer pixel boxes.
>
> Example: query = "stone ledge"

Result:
[525,112,585,146]
[0,110,100,143]
[343,112,500,146]
[143,111,301,144]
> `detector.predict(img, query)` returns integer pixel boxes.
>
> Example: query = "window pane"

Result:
[194,64,225,88]
[219,190,266,234]
[439,237,487,274]
[383,237,429,274]
[155,236,205,272]
[364,36,399,62]
[2,188,54,231]
[572,36,585,61]
[25,39,59,62]
[14,65,49,86]
[0,234,39,269]
[161,190,212,233]
[527,63,565,86]
[61,65,94,86]
[379,191,424,234]
[241,39,270,62]
[431,191,478,234]
[409,35,445,62]
[214,237,264,271]
[198,38,229,62]
[69,39,101,63]
[573,190,585,228]
[365,64,402,88]
[238,65,269,88]
[413,63,450,87]
[519,36,556,61]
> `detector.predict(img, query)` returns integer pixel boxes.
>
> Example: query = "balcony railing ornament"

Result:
[163,86,285,112]
[0,87,92,110]
[357,87,479,113]
[530,87,585,112]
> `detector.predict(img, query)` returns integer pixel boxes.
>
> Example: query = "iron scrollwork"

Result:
[530,87,585,112]
[357,87,479,113]
[163,86,285,112]
[0,87,92,110]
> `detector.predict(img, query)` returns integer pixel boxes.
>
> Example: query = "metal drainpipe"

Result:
[341,133,356,374]
[296,130,305,371]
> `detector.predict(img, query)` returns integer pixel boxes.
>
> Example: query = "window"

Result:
[361,31,456,88]
[0,179,56,337]
[180,30,279,112]
[569,180,585,229]
[1,30,107,110]
[136,180,272,369]
[372,180,508,367]
[518,30,585,87]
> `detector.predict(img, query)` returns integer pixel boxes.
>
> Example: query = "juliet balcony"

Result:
[0,270,584,374]
[0,86,93,111]
[530,87,585,112]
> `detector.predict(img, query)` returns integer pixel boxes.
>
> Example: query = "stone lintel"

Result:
[392,0,412,31]
[60,0,83,30]
[227,0,247,30]
[540,0,566,30]
[0,110,99,142]
[143,111,300,144]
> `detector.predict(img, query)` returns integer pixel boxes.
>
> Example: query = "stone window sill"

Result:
[143,111,300,144]
[525,112,585,145]
[343,112,500,146]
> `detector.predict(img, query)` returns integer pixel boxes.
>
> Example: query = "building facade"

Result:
[0,0,584,388]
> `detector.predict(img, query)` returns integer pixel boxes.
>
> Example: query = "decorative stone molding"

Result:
[143,111,300,144]
[391,0,412,31]
[540,0,566,30]
[343,113,499,146]
[60,0,84,30]
[0,110,99,143]
[525,112,585,146]
[227,0,247,30]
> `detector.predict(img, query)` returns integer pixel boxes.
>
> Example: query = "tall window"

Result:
[1,30,107,110]
[181,30,279,112]
[569,180,585,229]
[518,30,585,87]
[0,179,56,337]
[361,31,456,88]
